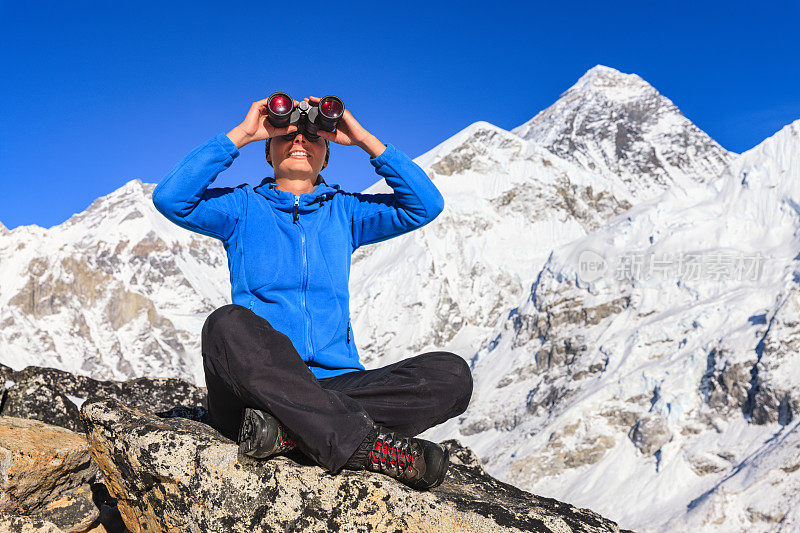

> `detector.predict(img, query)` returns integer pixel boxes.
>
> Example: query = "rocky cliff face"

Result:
[0,179,229,385]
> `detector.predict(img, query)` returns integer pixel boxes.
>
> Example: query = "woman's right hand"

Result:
[227,98,300,149]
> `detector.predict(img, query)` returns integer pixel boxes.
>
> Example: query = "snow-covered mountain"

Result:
[423,118,800,532]
[1,64,797,531]
[513,65,730,199]
[351,65,731,368]
[0,180,229,384]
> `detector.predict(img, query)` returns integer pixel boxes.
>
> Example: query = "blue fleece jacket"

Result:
[152,133,444,379]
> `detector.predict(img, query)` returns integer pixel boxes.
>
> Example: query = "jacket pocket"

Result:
[241,215,284,293]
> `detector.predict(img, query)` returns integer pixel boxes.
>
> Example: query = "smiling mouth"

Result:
[289,150,310,159]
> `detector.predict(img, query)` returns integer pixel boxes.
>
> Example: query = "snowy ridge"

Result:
[350,120,636,367]
[421,120,800,531]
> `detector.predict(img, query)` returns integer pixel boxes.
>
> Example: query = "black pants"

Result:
[201,304,473,473]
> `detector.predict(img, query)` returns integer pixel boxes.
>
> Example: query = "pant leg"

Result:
[202,352,247,441]
[318,352,473,436]
[201,304,374,473]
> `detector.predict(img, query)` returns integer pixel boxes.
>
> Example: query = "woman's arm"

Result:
[152,99,299,240]
[151,132,243,241]
[349,144,445,248]
[308,97,445,249]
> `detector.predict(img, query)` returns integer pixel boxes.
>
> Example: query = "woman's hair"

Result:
[265,137,330,168]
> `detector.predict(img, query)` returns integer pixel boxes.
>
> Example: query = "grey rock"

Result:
[30,483,98,532]
[749,386,793,425]
[1,365,207,432]
[700,348,753,415]
[630,415,671,456]
[81,398,624,532]
[2,375,83,432]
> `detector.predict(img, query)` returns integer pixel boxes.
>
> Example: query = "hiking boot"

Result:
[237,407,296,459]
[355,428,450,490]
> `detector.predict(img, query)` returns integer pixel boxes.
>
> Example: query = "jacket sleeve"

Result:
[151,132,242,241]
[350,143,445,249]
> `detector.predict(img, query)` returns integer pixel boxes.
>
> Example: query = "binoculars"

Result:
[265,93,344,140]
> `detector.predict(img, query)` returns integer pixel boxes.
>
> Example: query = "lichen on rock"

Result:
[0,416,99,531]
[80,398,624,532]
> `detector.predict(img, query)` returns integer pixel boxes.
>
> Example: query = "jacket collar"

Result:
[253,175,342,214]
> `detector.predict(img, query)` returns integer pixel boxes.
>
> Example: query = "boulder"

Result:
[0,416,99,531]
[81,398,623,532]
[1,365,206,432]
[2,375,83,432]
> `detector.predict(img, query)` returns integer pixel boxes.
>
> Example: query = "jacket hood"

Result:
[254,176,343,215]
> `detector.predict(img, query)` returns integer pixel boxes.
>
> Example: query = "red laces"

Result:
[369,431,418,473]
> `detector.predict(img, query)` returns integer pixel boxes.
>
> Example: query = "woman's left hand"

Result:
[304,96,379,152]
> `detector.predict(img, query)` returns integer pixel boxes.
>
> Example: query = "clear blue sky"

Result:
[1,1,798,230]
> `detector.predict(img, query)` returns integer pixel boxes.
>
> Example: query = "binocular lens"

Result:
[267,93,292,116]
[319,97,344,119]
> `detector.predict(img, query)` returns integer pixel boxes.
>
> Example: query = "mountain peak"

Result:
[569,65,653,100]
[412,120,519,171]
[511,66,733,198]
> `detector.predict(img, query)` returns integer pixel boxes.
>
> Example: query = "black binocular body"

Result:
[266,93,344,141]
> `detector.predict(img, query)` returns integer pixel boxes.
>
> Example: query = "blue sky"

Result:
[1,1,798,230]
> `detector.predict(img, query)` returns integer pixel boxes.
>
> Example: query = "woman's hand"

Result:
[227,98,300,149]
[305,97,386,158]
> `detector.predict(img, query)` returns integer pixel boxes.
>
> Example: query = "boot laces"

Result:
[369,431,418,474]
[275,424,295,452]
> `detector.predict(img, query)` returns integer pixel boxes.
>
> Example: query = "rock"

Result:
[33,483,99,532]
[0,361,15,381]
[10,366,207,413]
[1,365,207,432]
[629,415,671,456]
[2,375,83,432]
[117,377,206,414]
[81,398,623,532]
[0,416,99,531]
[0,512,63,532]
[700,349,752,414]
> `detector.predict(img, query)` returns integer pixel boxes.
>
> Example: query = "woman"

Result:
[152,95,473,491]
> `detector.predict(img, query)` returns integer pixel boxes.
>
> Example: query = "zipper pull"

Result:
[293,195,299,222]
[346,323,351,343]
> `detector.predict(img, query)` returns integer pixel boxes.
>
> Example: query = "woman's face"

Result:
[268,131,327,178]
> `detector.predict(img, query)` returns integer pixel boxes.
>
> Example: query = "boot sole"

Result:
[238,407,278,459]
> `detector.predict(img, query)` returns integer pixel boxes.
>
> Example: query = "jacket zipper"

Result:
[346,322,350,343]
[294,195,313,361]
